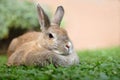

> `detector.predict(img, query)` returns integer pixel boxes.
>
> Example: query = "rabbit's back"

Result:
[7,31,40,57]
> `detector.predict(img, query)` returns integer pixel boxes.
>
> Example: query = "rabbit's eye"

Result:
[48,33,54,38]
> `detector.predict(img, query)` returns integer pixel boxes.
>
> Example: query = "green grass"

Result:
[0,47,120,80]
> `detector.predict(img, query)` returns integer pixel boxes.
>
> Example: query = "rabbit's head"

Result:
[37,4,73,55]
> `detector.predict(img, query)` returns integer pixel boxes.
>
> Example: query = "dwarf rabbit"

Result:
[7,4,79,67]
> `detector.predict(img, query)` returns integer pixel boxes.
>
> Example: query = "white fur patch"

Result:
[53,50,63,55]
[37,43,42,48]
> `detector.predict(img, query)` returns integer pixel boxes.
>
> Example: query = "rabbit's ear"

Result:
[52,6,64,26]
[37,4,50,32]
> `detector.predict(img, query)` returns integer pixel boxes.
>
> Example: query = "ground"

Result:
[0,47,120,80]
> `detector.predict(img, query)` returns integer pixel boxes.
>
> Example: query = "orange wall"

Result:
[35,0,120,50]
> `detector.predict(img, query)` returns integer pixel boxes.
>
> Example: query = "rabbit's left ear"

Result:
[51,6,64,26]
[37,4,50,32]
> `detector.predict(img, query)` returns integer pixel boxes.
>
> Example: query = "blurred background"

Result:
[0,0,120,54]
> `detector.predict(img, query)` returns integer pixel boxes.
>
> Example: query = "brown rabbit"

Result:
[7,4,79,67]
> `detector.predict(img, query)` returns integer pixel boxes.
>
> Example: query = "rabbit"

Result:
[7,4,79,67]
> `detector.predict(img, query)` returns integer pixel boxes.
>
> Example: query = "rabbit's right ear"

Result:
[37,4,50,32]
[51,6,64,26]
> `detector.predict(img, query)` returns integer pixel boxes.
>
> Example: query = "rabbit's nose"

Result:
[65,42,71,50]
[65,41,73,54]
[65,44,70,49]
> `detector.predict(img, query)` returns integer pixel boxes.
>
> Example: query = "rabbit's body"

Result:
[7,4,79,67]
[7,40,79,67]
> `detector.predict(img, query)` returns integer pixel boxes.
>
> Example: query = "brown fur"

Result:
[7,31,40,57]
